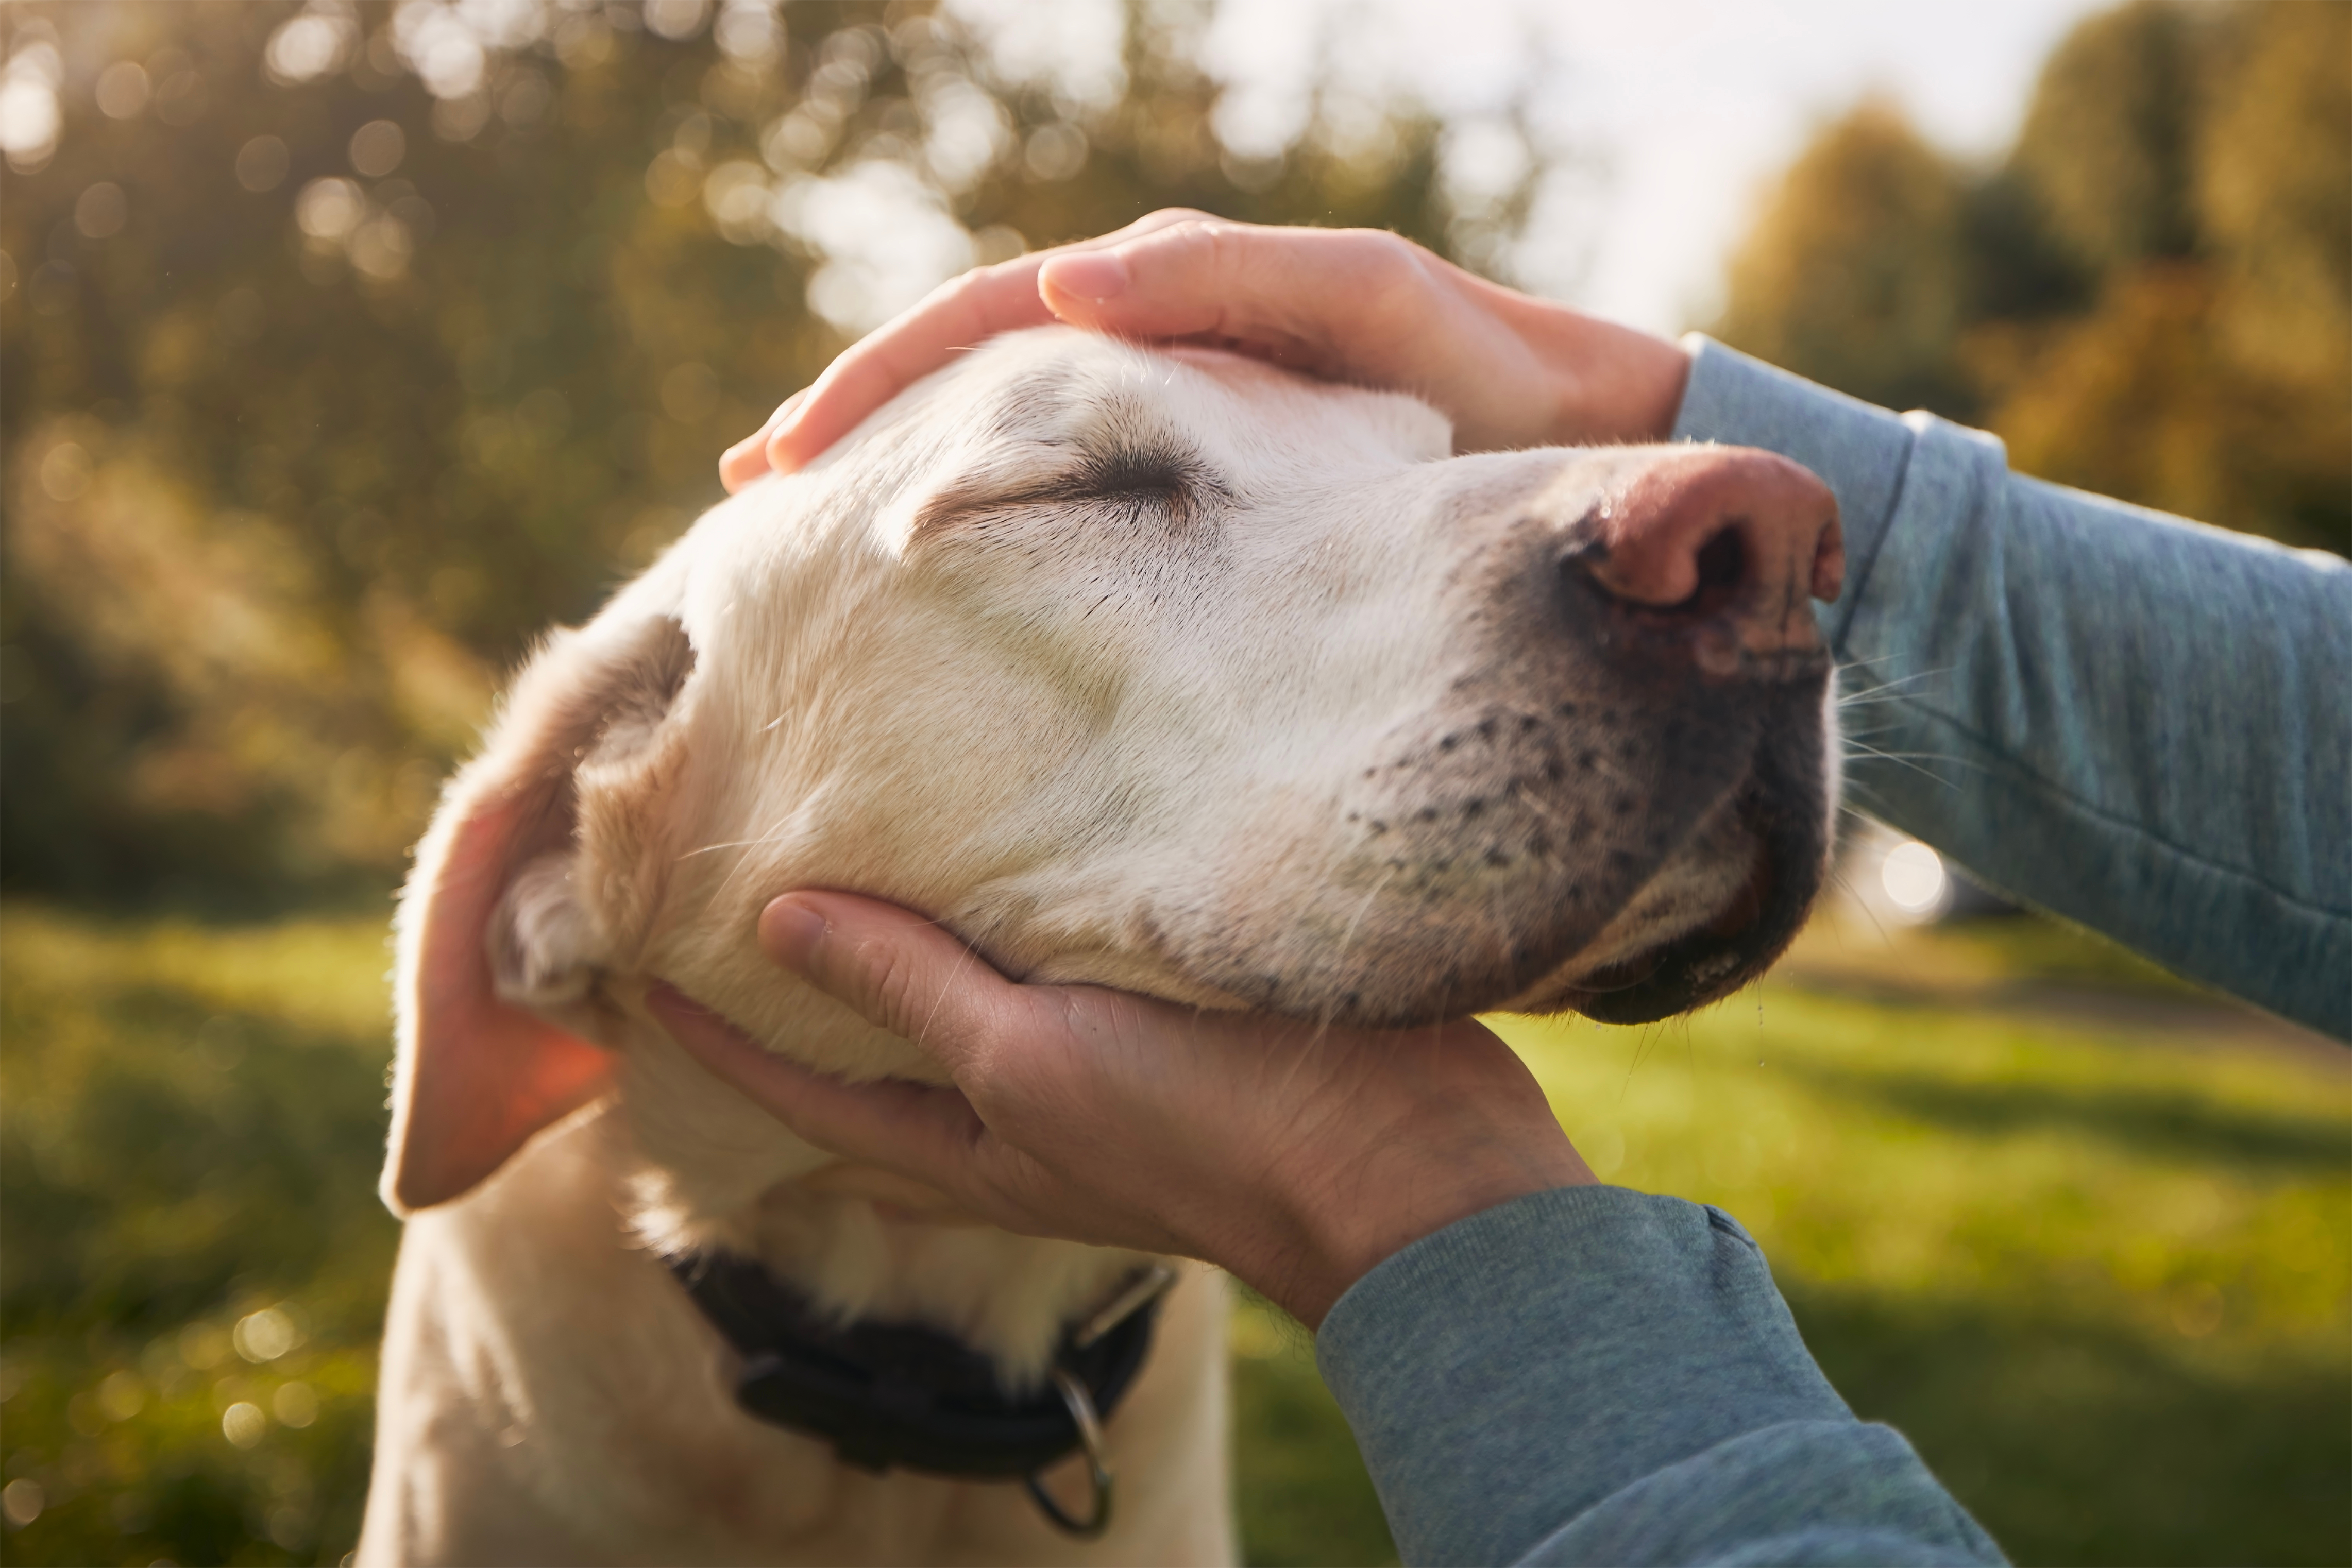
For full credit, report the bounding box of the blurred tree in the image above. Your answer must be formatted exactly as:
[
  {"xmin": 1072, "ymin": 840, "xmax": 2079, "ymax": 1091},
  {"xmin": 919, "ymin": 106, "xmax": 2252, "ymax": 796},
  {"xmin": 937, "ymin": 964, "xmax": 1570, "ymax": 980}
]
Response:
[
  {"xmin": 2194, "ymin": 0, "xmax": 2352, "ymax": 422},
  {"xmin": 0, "ymin": 0, "xmax": 1534, "ymax": 905},
  {"xmin": 1712, "ymin": 0, "xmax": 2348, "ymax": 558},
  {"xmin": 1713, "ymin": 100, "xmax": 1971, "ymax": 418},
  {"xmin": 2009, "ymin": 0, "xmax": 2200, "ymax": 272}
]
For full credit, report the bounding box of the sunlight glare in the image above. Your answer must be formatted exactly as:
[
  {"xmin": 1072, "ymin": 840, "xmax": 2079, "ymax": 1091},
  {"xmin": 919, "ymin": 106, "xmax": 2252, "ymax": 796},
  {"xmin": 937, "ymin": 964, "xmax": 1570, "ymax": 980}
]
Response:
[{"xmin": 1881, "ymin": 839, "xmax": 1950, "ymax": 918}]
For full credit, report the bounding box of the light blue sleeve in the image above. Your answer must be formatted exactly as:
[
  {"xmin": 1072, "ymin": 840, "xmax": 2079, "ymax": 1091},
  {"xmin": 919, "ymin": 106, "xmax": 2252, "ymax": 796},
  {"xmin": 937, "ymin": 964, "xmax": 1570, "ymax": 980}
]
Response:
[
  {"xmin": 1315, "ymin": 1187, "xmax": 2003, "ymax": 1567},
  {"xmin": 1671, "ymin": 336, "xmax": 2352, "ymax": 1041}
]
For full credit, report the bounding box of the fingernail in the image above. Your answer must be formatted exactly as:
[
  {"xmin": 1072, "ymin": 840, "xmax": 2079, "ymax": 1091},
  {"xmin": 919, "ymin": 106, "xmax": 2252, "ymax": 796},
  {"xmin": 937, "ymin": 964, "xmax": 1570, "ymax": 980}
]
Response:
[
  {"xmin": 762, "ymin": 897, "xmax": 828, "ymax": 971},
  {"xmin": 1042, "ymin": 251, "xmax": 1129, "ymax": 304}
]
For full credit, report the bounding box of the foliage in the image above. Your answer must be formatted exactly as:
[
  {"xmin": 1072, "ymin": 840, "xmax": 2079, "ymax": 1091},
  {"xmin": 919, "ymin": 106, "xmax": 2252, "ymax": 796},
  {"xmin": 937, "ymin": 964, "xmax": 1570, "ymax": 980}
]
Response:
[
  {"xmin": 1713, "ymin": 0, "xmax": 2350, "ymax": 557},
  {"xmin": 4, "ymin": 900, "xmax": 2345, "ymax": 1565},
  {"xmin": 0, "ymin": 0, "xmax": 1520, "ymax": 905},
  {"xmin": 1714, "ymin": 103, "xmax": 1973, "ymax": 420}
]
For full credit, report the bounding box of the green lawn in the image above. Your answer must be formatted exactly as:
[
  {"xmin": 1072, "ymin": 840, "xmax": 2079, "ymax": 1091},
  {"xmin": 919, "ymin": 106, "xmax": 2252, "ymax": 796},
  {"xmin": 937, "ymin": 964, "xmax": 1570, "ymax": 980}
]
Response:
[{"xmin": 3, "ymin": 903, "xmax": 2346, "ymax": 1566}]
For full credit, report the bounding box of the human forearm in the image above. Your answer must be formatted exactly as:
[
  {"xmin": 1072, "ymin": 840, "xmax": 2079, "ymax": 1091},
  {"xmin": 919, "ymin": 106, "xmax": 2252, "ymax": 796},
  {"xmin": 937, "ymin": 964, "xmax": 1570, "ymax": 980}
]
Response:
[
  {"xmin": 1672, "ymin": 337, "xmax": 2352, "ymax": 1039},
  {"xmin": 1318, "ymin": 1187, "xmax": 2003, "ymax": 1566}
]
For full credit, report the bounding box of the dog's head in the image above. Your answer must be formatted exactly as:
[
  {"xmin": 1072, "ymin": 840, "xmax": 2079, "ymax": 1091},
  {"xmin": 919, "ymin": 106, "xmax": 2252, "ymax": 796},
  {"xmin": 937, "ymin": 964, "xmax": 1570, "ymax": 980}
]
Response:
[{"xmin": 383, "ymin": 326, "xmax": 1841, "ymax": 1221}]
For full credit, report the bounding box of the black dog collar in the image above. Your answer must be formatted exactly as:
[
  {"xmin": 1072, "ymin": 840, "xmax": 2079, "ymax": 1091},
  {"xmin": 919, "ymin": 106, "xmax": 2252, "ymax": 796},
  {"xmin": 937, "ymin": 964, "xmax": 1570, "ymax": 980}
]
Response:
[{"xmin": 668, "ymin": 1252, "xmax": 1174, "ymax": 1538}]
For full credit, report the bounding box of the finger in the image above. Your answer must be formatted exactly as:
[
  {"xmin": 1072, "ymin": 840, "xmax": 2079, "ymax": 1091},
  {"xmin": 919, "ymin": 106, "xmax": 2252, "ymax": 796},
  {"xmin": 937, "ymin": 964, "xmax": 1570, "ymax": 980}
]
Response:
[
  {"xmin": 765, "ymin": 266, "xmax": 1057, "ymax": 472},
  {"xmin": 763, "ymin": 210, "xmax": 1214, "ymax": 473},
  {"xmin": 719, "ymin": 389, "xmax": 806, "ymax": 491},
  {"xmin": 1039, "ymin": 221, "xmax": 1434, "ymax": 373},
  {"xmin": 646, "ymin": 980, "xmax": 991, "ymax": 1187},
  {"xmin": 758, "ymin": 892, "xmax": 1039, "ymax": 1077}
]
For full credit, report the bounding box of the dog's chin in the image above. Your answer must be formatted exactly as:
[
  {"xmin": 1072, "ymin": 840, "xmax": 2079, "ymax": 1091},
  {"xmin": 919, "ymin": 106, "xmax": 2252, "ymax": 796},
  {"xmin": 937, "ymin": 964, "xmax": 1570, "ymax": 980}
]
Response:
[
  {"xmin": 1279, "ymin": 748, "xmax": 1831, "ymax": 1030},
  {"xmin": 1538, "ymin": 787, "xmax": 1828, "ymax": 1026},
  {"xmin": 1548, "ymin": 857, "xmax": 1790, "ymax": 1024},
  {"xmin": 1215, "ymin": 838, "xmax": 1818, "ymax": 1031}
]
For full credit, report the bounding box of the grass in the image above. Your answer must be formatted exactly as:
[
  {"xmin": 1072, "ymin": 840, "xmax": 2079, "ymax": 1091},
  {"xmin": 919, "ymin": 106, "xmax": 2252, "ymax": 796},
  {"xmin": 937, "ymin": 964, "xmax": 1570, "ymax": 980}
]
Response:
[
  {"xmin": 2, "ymin": 901, "xmax": 2346, "ymax": 1565},
  {"xmin": 0, "ymin": 907, "xmax": 400, "ymax": 1567}
]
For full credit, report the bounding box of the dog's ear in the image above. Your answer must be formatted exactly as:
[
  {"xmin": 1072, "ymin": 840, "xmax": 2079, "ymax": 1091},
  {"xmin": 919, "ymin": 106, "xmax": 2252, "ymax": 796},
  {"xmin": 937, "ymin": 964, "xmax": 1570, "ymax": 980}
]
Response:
[{"xmin": 382, "ymin": 606, "xmax": 697, "ymax": 1215}]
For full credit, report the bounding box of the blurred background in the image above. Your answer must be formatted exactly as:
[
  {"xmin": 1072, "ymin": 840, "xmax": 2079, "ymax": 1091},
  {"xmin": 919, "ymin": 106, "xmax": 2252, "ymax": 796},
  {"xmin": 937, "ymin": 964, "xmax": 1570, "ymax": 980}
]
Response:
[{"xmin": 0, "ymin": 0, "xmax": 2344, "ymax": 1563}]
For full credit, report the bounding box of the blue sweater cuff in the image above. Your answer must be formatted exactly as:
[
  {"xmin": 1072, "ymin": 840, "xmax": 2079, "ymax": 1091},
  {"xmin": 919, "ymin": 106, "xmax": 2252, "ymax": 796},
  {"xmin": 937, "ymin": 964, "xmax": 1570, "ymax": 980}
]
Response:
[{"xmin": 1315, "ymin": 1186, "xmax": 1854, "ymax": 1567}]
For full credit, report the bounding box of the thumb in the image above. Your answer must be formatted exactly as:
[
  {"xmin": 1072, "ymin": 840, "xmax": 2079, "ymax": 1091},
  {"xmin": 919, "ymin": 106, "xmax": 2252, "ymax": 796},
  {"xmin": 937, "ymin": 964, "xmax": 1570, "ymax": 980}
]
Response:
[{"xmin": 758, "ymin": 892, "xmax": 1025, "ymax": 1077}]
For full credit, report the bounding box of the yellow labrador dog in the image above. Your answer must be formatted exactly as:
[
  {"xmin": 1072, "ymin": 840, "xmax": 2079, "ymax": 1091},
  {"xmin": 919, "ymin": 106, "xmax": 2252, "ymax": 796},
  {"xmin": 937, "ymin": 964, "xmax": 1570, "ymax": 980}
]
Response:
[{"xmin": 357, "ymin": 327, "xmax": 1841, "ymax": 1564}]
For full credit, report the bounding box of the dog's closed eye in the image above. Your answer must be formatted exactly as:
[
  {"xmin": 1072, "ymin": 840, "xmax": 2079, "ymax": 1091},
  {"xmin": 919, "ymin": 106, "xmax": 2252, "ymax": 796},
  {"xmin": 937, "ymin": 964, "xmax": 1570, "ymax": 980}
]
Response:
[
  {"xmin": 916, "ymin": 440, "xmax": 1228, "ymax": 535},
  {"xmin": 1061, "ymin": 446, "xmax": 1203, "ymax": 507}
]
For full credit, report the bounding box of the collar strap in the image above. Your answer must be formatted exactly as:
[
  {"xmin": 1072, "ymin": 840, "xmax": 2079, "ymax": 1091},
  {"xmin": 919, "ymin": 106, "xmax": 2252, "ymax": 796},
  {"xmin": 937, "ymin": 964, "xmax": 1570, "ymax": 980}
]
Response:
[{"xmin": 668, "ymin": 1252, "xmax": 1171, "ymax": 1488}]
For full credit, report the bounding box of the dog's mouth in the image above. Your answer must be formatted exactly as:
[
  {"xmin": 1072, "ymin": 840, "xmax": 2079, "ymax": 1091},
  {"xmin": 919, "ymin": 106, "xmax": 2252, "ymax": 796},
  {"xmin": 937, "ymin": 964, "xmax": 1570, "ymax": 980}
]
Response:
[
  {"xmin": 1552, "ymin": 705, "xmax": 1833, "ymax": 1025},
  {"xmin": 1554, "ymin": 806, "xmax": 1796, "ymax": 1024}
]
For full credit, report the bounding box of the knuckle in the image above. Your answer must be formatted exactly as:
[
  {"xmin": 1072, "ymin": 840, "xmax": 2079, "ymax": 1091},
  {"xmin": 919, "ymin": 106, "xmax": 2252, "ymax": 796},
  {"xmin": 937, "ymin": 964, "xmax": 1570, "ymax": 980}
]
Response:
[
  {"xmin": 1135, "ymin": 205, "xmax": 1213, "ymax": 232},
  {"xmin": 1142, "ymin": 214, "xmax": 1231, "ymax": 262},
  {"xmin": 862, "ymin": 941, "xmax": 930, "ymax": 1037},
  {"xmin": 1345, "ymin": 229, "xmax": 1427, "ymax": 294}
]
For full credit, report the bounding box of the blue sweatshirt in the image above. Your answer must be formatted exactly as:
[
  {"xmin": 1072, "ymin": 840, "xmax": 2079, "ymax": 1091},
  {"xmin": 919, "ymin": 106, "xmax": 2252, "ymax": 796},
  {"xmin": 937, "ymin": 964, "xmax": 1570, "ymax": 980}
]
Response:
[{"xmin": 1313, "ymin": 338, "xmax": 2352, "ymax": 1567}]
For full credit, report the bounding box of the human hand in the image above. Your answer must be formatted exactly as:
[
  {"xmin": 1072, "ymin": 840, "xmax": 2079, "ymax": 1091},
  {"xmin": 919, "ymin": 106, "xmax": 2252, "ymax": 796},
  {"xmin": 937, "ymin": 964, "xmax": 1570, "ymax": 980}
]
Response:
[
  {"xmin": 647, "ymin": 891, "xmax": 1594, "ymax": 1328},
  {"xmin": 719, "ymin": 214, "xmax": 1693, "ymax": 491}
]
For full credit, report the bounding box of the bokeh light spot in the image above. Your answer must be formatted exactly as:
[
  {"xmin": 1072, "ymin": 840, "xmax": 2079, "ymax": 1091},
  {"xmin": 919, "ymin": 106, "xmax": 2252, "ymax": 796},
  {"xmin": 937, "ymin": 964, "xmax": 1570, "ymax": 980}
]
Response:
[
  {"xmin": 221, "ymin": 1400, "xmax": 267, "ymax": 1448},
  {"xmin": 95, "ymin": 60, "xmax": 150, "ymax": 120},
  {"xmin": 38, "ymin": 441, "xmax": 92, "ymax": 502},
  {"xmin": 74, "ymin": 181, "xmax": 128, "ymax": 240},
  {"xmin": 1023, "ymin": 121, "xmax": 1089, "ymax": 182},
  {"xmin": 265, "ymin": 12, "xmax": 354, "ymax": 87},
  {"xmin": 1, "ymin": 1478, "xmax": 43, "ymax": 1528},
  {"xmin": 0, "ymin": 72, "xmax": 61, "ymax": 168},
  {"xmin": 645, "ymin": 0, "xmax": 714, "ymax": 43},
  {"xmin": 646, "ymin": 148, "xmax": 702, "ymax": 208},
  {"xmin": 348, "ymin": 118, "xmax": 405, "ymax": 177},
  {"xmin": 233, "ymin": 1306, "xmax": 299, "ymax": 1363},
  {"xmin": 236, "ymin": 134, "xmax": 290, "ymax": 193},
  {"xmin": 1881, "ymin": 838, "xmax": 1951, "ymax": 918},
  {"xmin": 98, "ymin": 1369, "xmax": 146, "ymax": 1422},
  {"xmin": 272, "ymin": 1379, "xmax": 320, "ymax": 1428},
  {"xmin": 297, "ymin": 177, "xmax": 366, "ymax": 241},
  {"xmin": 154, "ymin": 67, "xmax": 203, "ymax": 127}
]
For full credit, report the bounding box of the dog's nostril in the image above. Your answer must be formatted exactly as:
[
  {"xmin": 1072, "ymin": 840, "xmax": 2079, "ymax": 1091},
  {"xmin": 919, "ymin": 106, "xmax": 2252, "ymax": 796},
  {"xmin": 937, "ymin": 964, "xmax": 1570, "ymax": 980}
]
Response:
[
  {"xmin": 1568, "ymin": 524, "xmax": 1751, "ymax": 619},
  {"xmin": 1685, "ymin": 526, "xmax": 1746, "ymax": 608}
]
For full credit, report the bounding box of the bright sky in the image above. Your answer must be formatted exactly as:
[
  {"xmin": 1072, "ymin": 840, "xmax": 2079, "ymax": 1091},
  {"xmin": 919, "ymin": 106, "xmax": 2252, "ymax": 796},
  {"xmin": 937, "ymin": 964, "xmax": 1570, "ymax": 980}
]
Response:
[{"xmin": 1196, "ymin": 0, "xmax": 2120, "ymax": 335}]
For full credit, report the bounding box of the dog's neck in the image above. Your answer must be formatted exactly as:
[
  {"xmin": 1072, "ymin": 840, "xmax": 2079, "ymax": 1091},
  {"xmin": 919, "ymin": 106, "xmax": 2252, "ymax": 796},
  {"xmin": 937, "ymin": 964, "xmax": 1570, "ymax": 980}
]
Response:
[{"xmin": 596, "ymin": 992, "xmax": 1145, "ymax": 1384}]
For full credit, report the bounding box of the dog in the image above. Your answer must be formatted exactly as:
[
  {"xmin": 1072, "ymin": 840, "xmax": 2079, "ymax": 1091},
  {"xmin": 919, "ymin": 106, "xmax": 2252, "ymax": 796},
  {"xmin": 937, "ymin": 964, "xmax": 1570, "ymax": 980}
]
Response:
[{"xmin": 356, "ymin": 325, "xmax": 1842, "ymax": 1564}]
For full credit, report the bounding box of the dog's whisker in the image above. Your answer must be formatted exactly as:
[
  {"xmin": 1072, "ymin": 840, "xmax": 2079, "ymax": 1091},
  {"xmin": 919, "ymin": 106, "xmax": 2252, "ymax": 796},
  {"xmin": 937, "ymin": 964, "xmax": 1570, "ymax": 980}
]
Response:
[
  {"xmin": 1834, "ymin": 663, "xmax": 1952, "ymax": 703},
  {"xmin": 1324, "ymin": 865, "xmax": 1400, "ymax": 1025},
  {"xmin": 1839, "ymin": 741, "xmax": 1976, "ymax": 788},
  {"xmin": 676, "ymin": 837, "xmax": 772, "ymax": 859}
]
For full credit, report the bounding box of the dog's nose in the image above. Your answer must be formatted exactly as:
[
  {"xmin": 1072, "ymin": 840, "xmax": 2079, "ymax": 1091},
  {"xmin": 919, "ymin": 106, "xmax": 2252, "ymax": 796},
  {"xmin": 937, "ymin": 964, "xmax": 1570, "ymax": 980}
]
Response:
[{"xmin": 1563, "ymin": 449, "xmax": 1843, "ymax": 674}]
